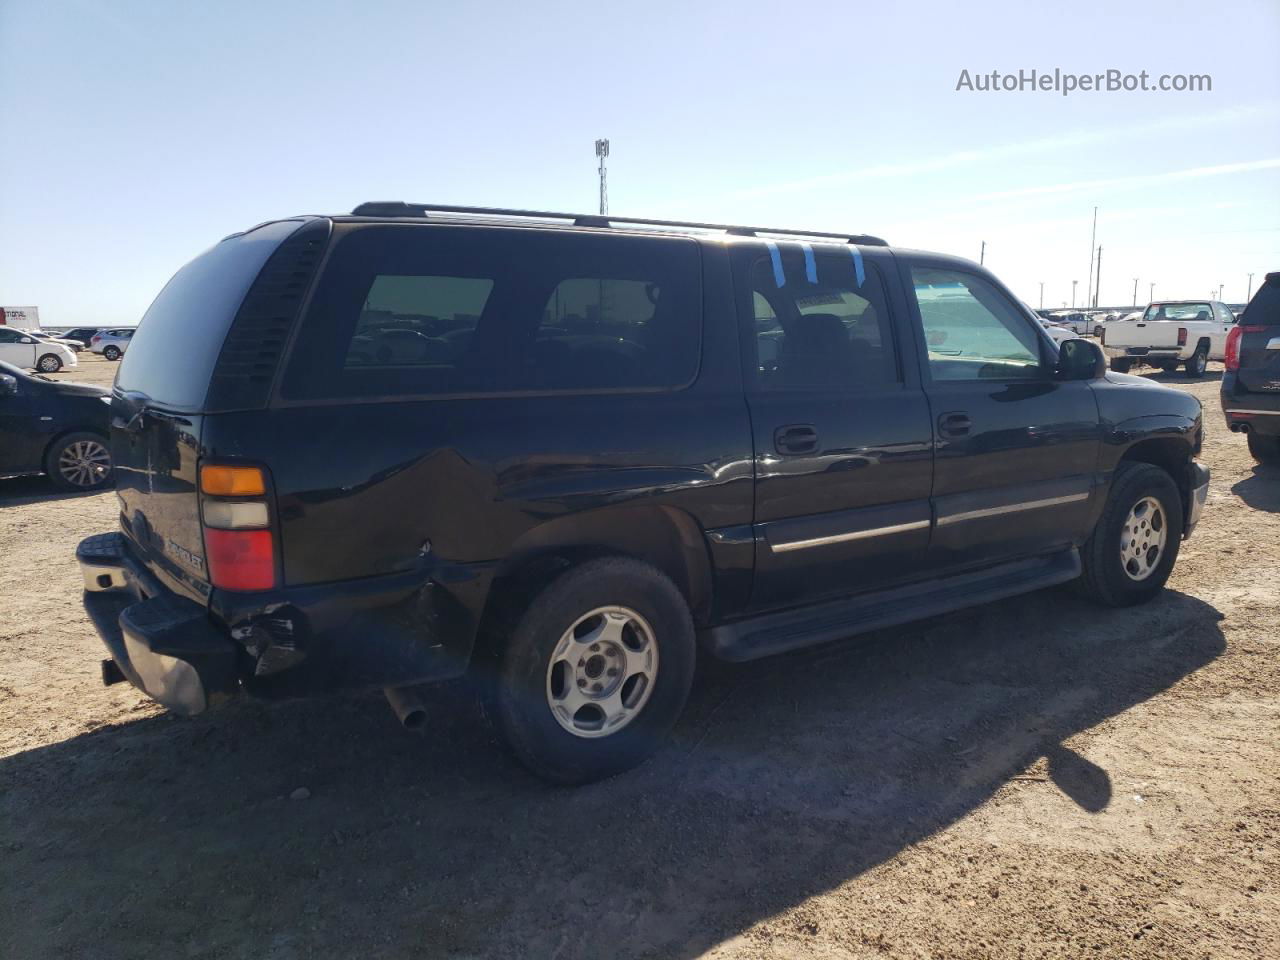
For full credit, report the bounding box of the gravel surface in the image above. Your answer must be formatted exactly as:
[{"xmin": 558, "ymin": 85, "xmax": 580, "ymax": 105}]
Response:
[{"xmin": 1, "ymin": 354, "xmax": 1276, "ymax": 959}]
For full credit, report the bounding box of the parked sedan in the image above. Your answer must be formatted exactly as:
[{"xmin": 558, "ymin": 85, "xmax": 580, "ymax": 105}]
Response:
[
  {"xmin": 0, "ymin": 361, "xmax": 112, "ymax": 490},
  {"xmin": 89, "ymin": 328, "xmax": 135, "ymax": 360},
  {"xmin": 0, "ymin": 327, "xmax": 79, "ymax": 372},
  {"xmin": 29, "ymin": 330, "xmax": 84, "ymax": 353}
]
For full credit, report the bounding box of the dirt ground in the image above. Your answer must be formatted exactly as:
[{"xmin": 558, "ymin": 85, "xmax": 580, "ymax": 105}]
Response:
[{"xmin": 1, "ymin": 353, "xmax": 1276, "ymax": 959}]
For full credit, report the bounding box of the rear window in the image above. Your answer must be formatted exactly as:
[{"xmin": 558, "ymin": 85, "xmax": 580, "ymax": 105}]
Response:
[
  {"xmin": 1241, "ymin": 275, "xmax": 1280, "ymax": 326},
  {"xmin": 1143, "ymin": 302, "xmax": 1213, "ymax": 322},
  {"xmin": 281, "ymin": 225, "xmax": 701, "ymax": 400},
  {"xmin": 115, "ymin": 219, "xmax": 308, "ymax": 410}
]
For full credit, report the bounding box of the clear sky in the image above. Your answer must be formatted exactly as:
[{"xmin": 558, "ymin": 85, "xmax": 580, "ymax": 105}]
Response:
[{"xmin": 2, "ymin": 0, "xmax": 1278, "ymax": 325}]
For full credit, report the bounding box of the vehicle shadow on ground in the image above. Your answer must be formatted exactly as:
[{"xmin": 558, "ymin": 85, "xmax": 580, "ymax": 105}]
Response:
[
  {"xmin": 1231, "ymin": 463, "xmax": 1280, "ymax": 512},
  {"xmin": 1136, "ymin": 369, "xmax": 1224, "ymax": 385},
  {"xmin": 0, "ymin": 588, "xmax": 1225, "ymax": 960},
  {"xmin": 0, "ymin": 476, "xmax": 112, "ymax": 508}
]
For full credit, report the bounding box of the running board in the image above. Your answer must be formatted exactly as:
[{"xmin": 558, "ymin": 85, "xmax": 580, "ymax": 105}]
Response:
[{"xmin": 702, "ymin": 549, "xmax": 1081, "ymax": 663}]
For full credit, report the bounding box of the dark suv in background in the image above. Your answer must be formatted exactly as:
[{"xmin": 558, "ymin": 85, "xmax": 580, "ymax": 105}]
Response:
[
  {"xmin": 1223, "ymin": 271, "xmax": 1280, "ymax": 463},
  {"xmin": 78, "ymin": 203, "xmax": 1209, "ymax": 783}
]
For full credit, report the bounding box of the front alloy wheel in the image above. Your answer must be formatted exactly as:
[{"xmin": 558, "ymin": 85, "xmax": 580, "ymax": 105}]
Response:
[
  {"xmin": 1076, "ymin": 461, "xmax": 1183, "ymax": 607},
  {"xmin": 37, "ymin": 354, "xmax": 63, "ymax": 373},
  {"xmin": 1119, "ymin": 496, "xmax": 1168, "ymax": 581}
]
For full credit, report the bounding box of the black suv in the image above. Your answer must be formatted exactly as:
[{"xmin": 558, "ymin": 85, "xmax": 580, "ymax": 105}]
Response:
[
  {"xmin": 78, "ymin": 203, "xmax": 1210, "ymax": 783},
  {"xmin": 1223, "ymin": 271, "xmax": 1280, "ymax": 463}
]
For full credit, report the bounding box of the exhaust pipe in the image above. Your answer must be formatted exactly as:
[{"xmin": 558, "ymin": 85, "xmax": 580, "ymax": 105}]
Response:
[{"xmin": 384, "ymin": 685, "xmax": 428, "ymax": 730}]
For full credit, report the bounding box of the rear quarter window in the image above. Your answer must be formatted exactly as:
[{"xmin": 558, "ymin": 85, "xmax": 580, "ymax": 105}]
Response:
[
  {"xmin": 115, "ymin": 219, "xmax": 309, "ymax": 411},
  {"xmin": 280, "ymin": 225, "xmax": 702, "ymax": 401}
]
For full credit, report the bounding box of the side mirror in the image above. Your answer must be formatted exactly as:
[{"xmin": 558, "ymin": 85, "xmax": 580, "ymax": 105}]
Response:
[
  {"xmin": 0, "ymin": 374, "xmax": 17, "ymax": 398},
  {"xmin": 1057, "ymin": 338, "xmax": 1106, "ymax": 380},
  {"xmin": 19, "ymin": 337, "xmax": 36, "ymax": 344}
]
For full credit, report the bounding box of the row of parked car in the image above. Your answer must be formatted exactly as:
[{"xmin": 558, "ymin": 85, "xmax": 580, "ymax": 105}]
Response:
[{"xmin": 0, "ymin": 326, "xmax": 135, "ymax": 374}]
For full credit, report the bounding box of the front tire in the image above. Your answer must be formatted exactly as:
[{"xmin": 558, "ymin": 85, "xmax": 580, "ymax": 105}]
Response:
[
  {"xmin": 103, "ymin": 346, "xmax": 121, "ymax": 361},
  {"xmin": 45, "ymin": 432, "xmax": 112, "ymax": 491},
  {"xmin": 36, "ymin": 353, "xmax": 63, "ymax": 373},
  {"xmin": 1109, "ymin": 358, "xmax": 1132, "ymax": 373},
  {"xmin": 493, "ymin": 557, "xmax": 696, "ymax": 784},
  {"xmin": 1247, "ymin": 433, "xmax": 1280, "ymax": 464},
  {"xmin": 1077, "ymin": 462, "xmax": 1183, "ymax": 607},
  {"xmin": 1184, "ymin": 346, "xmax": 1208, "ymax": 378}
]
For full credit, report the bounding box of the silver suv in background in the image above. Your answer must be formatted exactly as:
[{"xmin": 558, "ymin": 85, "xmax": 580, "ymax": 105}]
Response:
[{"xmin": 90, "ymin": 328, "xmax": 135, "ymax": 360}]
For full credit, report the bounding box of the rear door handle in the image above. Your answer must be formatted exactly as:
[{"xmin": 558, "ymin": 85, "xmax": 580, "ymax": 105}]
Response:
[
  {"xmin": 774, "ymin": 424, "xmax": 818, "ymax": 455},
  {"xmin": 938, "ymin": 412, "xmax": 972, "ymax": 439}
]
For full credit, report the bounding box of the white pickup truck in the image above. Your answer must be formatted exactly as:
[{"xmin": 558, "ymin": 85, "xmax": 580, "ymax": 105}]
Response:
[{"xmin": 1099, "ymin": 300, "xmax": 1236, "ymax": 377}]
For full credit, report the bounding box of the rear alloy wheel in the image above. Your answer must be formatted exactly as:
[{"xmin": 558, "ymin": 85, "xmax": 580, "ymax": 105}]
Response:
[
  {"xmin": 46, "ymin": 432, "xmax": 112, "ymax": 491},
  {"xmin": 1076, "ymin": 461, "xmax": 1183, "ymax": 607},
  {"xmin": 37, "ymin": 353, "xmax": 63, "ymax": 373},
  {"xmin": 1247, "ymin": 433, "xmax": 1280, "ymax": 464},
  {"xmin": 103, "ymin": 346, "xmax": 121, "ymax": 361},
  {"xmin": 494, "ymin": 557, "xmax": 696, "ymax": 784},
  {"xmin": 1109, "ymin": 358, "xmax": 1132, "ymax": 373},
  {"xmin": 1184, "ymin": 346, "xmax": 1208, "ymax": 378}
]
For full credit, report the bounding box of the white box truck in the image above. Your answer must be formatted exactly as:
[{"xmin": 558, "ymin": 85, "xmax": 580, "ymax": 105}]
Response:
[{"xmin": 0, "ymin": 306, "xmax": 41, "ymax": 330}]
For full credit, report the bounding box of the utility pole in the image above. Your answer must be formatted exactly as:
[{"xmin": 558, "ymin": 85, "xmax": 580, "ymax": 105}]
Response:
[
  {"xmin": 1217, "ymin": 283, "xmax": 1224, "ymax": 301},
  {"xmin": 980, "ymin": 241, "xmax": 986, "ymax": 265},
  {"xmin": 1132, "ymin": 277, "xmax": 1139, "ymax": 307},
  {"xmin": 594, "ymin": 139, "xmax": 610, "ymax": 216},
  {"xmin": 1094, "ymin": 246, "xmax": 1102, "ymax": 309},
  {"xmin": 1072, "ymin": 280, "xmax": 1078, "ymax": 309},
  {"xmin": 1247, "ymin": 273, "xmax": 1255, "ymax": 300},
  {"xmin": 1086, "ymin": 206, "xmax": 1098, "ymax": 312},
  {"xmin": 1149, "ymin": 281, "xmax": 1155, "ymax": 302},
  {"xmin": 1039, "ymin": 281, "xmax": 1044, "ymax": 310}
]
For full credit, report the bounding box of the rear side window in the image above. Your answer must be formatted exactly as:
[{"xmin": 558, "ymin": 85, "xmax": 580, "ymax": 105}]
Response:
[
  {"xmin": 282, "ymin": 225, "xmax": 701, "ymax": 400},
  {"xmin": 116, "ymin": 219, "xmax": 308, "ymax": 410},
  {"xmin": 739, "ymin": 246, "xmax": 899, "ymax": 390}
]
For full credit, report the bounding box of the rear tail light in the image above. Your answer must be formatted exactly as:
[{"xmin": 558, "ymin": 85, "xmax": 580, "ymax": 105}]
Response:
[
  {"xmin": 200, "ymin": 464, "xmax": 276, "ymax": 591},
  {"xmin": 1099, "ymin": 327, "xmax": 1105, "ymax": 346},
  {"xmin": 91, "ymin": 335, "xmax": 101, "ymax": 343},
  {"xmin": 1177, "ymin": 327, "xmax": 1188, "ymax": 346},
  {"xmin": 1226, "ymin": 325, "xmax": 1266, "ymax": 371}
]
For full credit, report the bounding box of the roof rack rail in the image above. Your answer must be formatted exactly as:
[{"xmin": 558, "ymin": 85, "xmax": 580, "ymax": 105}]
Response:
[{"xmin": 349, "ymin": 201, "xmax": 888, "ymax": 246}]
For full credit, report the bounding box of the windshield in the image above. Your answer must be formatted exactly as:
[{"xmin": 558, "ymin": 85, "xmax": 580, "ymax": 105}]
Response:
[{"xmin": 1143, "ymin": 302, "xmax": 1212, "ymax": 321}]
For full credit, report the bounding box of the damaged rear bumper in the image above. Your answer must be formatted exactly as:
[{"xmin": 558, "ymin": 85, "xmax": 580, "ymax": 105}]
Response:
[{"xmin": 79, "ymin": 532, "xmax": 238, "ymax": 715}]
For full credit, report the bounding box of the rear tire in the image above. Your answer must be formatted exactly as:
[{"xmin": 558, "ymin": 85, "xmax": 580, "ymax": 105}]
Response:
[
  {"xmin": 45, "ymin": 432, "xmax": 112, "ymax": 491},
  {"xmin": 1076, "ymin": 462, "xmax": 1183, "ymax": 607},
  {"xmin": 1109, "ymin": 358, "xmax": 1132, "ymax": 373},
  {"xmin": 1247, "ymin": 433, "xmax": 1280, "ymax": 464},
  {"xmin": 103, "ymin": 346, "xmax": 121, "ymax": 361},
  {"xmin": 36, "ymin": 353, "xmax": 63, "ymax": 373},
  {"xmin": 493, "ymin": 557, "xmax": 696, "ymax": 784},
  {"xmin": 1184, "ymin": 346, "xmax": 1208, "ymax": 378}
]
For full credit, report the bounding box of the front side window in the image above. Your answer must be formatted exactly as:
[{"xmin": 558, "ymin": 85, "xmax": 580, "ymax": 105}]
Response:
[
  {"xmin": 911, "ymin": 267, "xmax": 1043, "ymax": 381},
  {"xmin": 743, "ymin": 248, "xmax": 898, "ymax": 390},
  {"xmin": 282, "ymin": 226, "xmax": 701, "ymax": 400}
]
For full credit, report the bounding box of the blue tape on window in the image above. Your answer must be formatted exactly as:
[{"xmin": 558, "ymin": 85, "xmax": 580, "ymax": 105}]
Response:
[
  {"xmin": 765, "ymin": 241, "xmax": 785, "ymax": 287},
  {"xmin": 849, "ymin": 245, "xmax": 865, "ymax": 287},
  {"xmin": 801, "ymin": 243, "xmax": 818, "ymax": 283}
]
